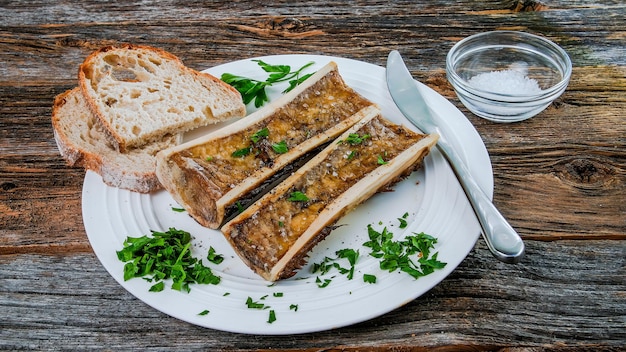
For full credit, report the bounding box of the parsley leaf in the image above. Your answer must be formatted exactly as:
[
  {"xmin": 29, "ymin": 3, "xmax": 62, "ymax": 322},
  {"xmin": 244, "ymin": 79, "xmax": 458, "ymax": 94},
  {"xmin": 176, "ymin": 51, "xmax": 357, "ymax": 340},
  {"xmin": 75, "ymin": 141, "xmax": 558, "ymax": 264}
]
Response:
[
  {"xmin": 398, "ymin": 212, "xmax": 409, "ymax": 229},
  {"xmin": 339, "ymin": 133, "xmax": 371, "ymax": 145},
  {"xmin": 207, "ymin": 246, "xmax": 224, "ymax": 264},
  {"xmin": 268, "ymin": 310, "xmax": 277, "ymax": 324},
  {"xmin": 315, "ymin": 276, "xmax": 332, "ymax": 288},
  {"xmin": 363, "ymin": 274, "xmax": 377, "ymax": 284},
  {"xmin": 250, "ymin": 127, "xmax": 269, "ymax": 143},
  {"xmin": 232, "ymin": 147, "xmax": 251, "ymax": 158},
  {"xmin": 287, "ymin": 191, "xmax": 309, "ymax": 202},
  {"xmin": 272, "ymin": 140, "xmax": 289, "ymax": 154},
  {"xmin": 245, "ymin": 296, "xmax": 267, "ymax": 309},
  {"xmin": 284, "ymin": 73, "xmax": 314, "ymax": 93},
  {"xmin": 336, "ymin": 248, "xmax": 359, "ymax": 280},
  {"xmin": 149, "ymin": 281, "xmax": 165, "ymax": 292},
  {"xmin": 219, "ymin": 74, "xmax": 267, "ymax": 107}
]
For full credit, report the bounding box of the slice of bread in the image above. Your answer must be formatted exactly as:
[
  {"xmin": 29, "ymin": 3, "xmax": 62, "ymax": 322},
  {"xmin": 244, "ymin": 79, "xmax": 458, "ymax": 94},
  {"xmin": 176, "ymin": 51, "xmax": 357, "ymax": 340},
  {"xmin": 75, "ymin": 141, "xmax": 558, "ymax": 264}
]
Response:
[
  {"xmin": 78, "ymin": 44, "xmax": 246, "ymax": 152},
  {"xmin": 52, "ymin": 88, "xmax": 182, "ymax": 193}
]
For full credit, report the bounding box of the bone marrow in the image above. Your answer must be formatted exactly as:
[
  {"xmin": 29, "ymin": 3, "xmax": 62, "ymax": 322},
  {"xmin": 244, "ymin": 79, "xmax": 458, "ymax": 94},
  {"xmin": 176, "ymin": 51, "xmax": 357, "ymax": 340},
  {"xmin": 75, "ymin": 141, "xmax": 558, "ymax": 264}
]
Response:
[
  {"xmin": 221, "ymin": 108, "xmax": 439, "ymax": 281},
  {"xmin": 156, "ymin": 62, "xmax": 376, "ymax": 228}
]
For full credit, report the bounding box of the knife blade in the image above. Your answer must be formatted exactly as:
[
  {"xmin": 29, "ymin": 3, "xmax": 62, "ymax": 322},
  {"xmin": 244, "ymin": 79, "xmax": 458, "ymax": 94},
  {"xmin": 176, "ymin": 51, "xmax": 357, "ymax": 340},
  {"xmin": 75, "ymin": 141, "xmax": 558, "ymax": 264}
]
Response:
[{"xmin": 386, "ymin": 50, "xmax": 525, "ymax": 264}]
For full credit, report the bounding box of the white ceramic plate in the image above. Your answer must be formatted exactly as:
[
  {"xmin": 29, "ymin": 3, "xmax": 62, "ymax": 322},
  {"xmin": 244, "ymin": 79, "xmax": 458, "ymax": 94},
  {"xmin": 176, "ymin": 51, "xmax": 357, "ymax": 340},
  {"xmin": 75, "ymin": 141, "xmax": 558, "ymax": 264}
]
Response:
[{"xmin": 82, "ymin": 55, "xmax": 493, "ymax": 335}]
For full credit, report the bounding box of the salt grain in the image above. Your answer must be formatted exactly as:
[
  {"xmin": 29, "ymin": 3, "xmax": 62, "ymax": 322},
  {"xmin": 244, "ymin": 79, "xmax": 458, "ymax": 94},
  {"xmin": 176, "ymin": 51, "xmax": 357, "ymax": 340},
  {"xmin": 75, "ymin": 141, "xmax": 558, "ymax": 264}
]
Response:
[{"xmin": 468, "ymin": 63, "xmax": 543, "ymax": 95}]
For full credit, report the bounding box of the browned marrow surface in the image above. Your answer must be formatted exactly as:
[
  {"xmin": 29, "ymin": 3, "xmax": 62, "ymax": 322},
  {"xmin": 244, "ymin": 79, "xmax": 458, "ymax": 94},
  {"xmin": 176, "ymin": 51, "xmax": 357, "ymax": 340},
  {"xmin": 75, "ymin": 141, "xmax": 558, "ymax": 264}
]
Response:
[
  {"xmin": 221, "ymin": 108, "xmax": 439, "ymax": 281},
  {"xmin": 156, "ymin": 62, "xmax": 375, "ymax": 228}
]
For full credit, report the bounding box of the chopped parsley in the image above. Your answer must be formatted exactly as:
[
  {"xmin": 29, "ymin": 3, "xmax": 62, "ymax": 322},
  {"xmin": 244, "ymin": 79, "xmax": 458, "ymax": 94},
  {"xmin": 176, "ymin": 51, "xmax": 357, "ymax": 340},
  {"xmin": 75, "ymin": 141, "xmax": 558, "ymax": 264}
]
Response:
[
  {"xmin": 315, "ymin": 277, "xmax": 332, "ymax": 288},
  {"xmin": 171, "ymin": 207, "xmax": 186, "ymax": 212},
  {"xmin": 397, "ymin": 212, "xmax": 409, "ymax": 229},
  {"xmin": 272, "ymin": 140, "xmax": 289, "ymax": 154},
  {"xmin": 116, "ymin": 228, "xmax": 221, "ymax": 293},
  {"xmin": 207, "ymin": 246, "xmax": 224, "ymax": 264},
  {"xmin": 231, "ymin": 146, "xmax": 251, "ymax": 158},
  {"xmin": 235, "ymin": 201, "xmax": 244, "ymax": 214},
  {"xmin": 339, "ymin": 133, "xmax": 371, "ymax": 145},
  {"xmin": 287, "ymin": 191, "xmax": 309, "ymax": 202},
  {"xmin": 363, "ymin": 224, "xmax": 447, "ymax": 279},
  {"xmin": 311, "ymin": 248, "xmax": 359, "ymax": 286},
  {"xmin": 309, "ymin": 215, "xmax": 446, "ymax": 288},
  {"xmin": 198, "ymin": 310, "xmax": 210, "ymax": 316},
  {"xmin": 246, "ymin": 295, "xmax": 282, "ymax": 324},
  {"xmin": 268, "ymin": 310, "xmax": 277, "ymax": 324},
  {"xmin": 245, "ymin": 296, "xmax": 268, "ymax": 309},
  {"xmin": 363, "ymin": 274, "xmax": 377, "ymax": 284},
  {"xmin": 250, "ymin": 127, "xmax": 269, "ymax": 144},
  {"xmin": 232, "ymin": 127, "xmax": 289, "ymax": 159}
]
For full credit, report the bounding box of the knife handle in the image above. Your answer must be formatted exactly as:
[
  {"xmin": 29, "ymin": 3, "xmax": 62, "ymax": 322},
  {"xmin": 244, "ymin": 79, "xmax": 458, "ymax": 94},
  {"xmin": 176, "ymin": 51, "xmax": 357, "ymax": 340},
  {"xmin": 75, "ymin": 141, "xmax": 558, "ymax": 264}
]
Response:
[{"xmin": 438, "ymin": 140, "xmax": 525, "ymax": 263}]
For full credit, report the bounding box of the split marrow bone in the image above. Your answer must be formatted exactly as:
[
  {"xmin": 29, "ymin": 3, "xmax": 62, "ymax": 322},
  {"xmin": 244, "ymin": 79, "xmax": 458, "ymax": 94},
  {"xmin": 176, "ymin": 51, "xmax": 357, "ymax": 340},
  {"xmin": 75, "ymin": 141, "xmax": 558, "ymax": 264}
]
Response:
[{"xmin": 221, "ymin": 107, "xmax": 439, "ymax": 281}]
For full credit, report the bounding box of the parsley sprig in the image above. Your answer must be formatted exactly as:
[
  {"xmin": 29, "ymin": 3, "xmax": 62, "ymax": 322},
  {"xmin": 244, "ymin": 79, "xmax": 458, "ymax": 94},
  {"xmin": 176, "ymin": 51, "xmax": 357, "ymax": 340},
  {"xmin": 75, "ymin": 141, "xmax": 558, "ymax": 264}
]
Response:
[
  {"xmin": 116, "ymin": 228, "xmax": 221, "ymax": 293},
  {"xmin": 221, "ymin": 60, "xmax": 315, "ymax": 108}
]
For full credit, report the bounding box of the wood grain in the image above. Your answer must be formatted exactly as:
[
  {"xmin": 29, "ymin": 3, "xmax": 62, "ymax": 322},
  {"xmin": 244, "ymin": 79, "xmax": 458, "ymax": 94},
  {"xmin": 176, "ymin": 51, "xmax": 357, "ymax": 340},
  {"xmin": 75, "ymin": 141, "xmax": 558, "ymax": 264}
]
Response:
[{"xmin": 0, "ymin": 0, "xmax": 624, "ymax": 350}]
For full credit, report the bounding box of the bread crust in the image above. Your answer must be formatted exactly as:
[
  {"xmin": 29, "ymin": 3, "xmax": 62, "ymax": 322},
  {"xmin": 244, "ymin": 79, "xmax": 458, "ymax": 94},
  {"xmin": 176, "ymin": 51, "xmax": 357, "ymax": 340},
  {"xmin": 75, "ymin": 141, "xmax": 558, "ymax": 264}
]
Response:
[{"xmin": 78, "ymin": 43, "xmax": 245, "ymax": 152}]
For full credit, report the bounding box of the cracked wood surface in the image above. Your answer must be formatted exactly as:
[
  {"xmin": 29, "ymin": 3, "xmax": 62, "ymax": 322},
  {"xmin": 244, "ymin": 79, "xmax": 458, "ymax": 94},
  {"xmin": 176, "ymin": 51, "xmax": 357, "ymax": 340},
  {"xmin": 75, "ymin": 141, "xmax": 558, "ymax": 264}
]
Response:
[{"xmin": 1, "ymin": 0, "xmax": 624, "ymax": 350}]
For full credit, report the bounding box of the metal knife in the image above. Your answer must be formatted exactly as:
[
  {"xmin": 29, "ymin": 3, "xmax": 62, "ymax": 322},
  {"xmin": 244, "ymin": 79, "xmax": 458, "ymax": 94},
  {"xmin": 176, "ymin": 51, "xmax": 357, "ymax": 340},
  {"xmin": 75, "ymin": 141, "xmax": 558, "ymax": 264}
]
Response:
[{"xmin": 386, "ymin": 50, "xmax": 525, "ymax": 264}]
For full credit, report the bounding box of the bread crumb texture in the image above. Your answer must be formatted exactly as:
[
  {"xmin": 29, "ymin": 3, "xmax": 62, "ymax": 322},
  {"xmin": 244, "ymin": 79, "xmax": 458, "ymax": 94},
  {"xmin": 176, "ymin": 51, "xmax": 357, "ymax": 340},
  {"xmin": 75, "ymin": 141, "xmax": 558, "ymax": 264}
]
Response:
[
  {"xmin": 80, "ymin": 44, "xmax": 245, "ymax": 150},
  {"xmin": 52, "ymin": 88, "xmax": 180, "ymax": 193}
]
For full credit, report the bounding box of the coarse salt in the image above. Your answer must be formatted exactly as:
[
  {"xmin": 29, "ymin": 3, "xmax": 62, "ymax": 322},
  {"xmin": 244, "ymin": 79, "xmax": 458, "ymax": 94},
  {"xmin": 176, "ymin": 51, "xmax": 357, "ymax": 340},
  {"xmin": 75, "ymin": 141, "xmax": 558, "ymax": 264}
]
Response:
[{"xmin": 468, "ymin": 67, "xmax": 543, "ymax": 95}]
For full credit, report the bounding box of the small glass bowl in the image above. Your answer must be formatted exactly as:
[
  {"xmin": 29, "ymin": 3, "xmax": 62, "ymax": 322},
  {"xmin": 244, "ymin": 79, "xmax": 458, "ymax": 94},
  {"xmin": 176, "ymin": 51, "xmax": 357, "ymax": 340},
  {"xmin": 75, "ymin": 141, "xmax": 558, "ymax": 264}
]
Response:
[{"xmin": 446, "ymin": 31, "xmax": 572, "ymax": 123}]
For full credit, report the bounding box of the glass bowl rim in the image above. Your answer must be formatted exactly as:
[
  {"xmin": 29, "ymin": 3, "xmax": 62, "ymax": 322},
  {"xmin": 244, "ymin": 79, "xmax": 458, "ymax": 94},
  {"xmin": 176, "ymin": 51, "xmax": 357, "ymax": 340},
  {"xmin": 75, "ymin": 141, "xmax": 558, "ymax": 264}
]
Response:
[{"xmin": 445, "ymin": 30, "xmax": 572, "ymax": 100}]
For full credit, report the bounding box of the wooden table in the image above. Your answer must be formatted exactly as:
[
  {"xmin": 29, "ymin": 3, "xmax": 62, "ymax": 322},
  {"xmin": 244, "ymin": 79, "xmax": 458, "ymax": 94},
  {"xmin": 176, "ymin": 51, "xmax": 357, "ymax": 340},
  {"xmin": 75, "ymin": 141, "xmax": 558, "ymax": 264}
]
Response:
[{"xmin": 1, "ymin": 1, "xmax": 624, "ymax": 350}]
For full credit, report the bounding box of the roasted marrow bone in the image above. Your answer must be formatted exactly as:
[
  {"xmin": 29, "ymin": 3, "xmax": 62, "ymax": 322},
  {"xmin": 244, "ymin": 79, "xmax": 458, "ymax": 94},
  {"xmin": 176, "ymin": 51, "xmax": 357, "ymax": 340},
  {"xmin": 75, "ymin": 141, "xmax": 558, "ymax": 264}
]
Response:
[
  {"xmin": 156, "ymin": 62, "xmax": 376, "ymax": 229},
  {"xmin": 221, "ymin": 108, "xmax": 439, "ymax": 281}
]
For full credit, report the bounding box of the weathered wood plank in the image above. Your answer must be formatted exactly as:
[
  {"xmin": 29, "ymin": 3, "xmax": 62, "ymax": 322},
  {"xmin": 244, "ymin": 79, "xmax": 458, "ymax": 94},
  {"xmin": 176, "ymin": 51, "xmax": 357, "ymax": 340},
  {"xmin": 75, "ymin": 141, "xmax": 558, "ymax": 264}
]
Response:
[
  {"xmin": 0, "ymin": 2, "xmax": 624, "ymax": 82},
  {"xmin": 1, "ymin": 1, "xmax": 625, "ymax": 349},
  {"xmin": 1, "ymin": 240, "xmax": 624, "ymax": 350}
]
